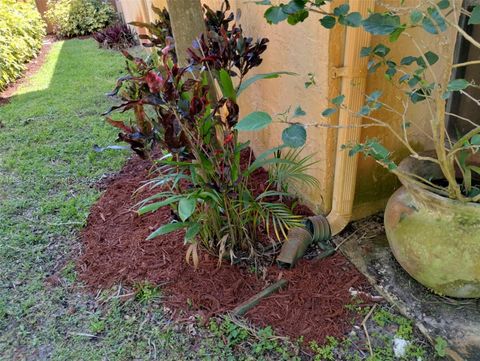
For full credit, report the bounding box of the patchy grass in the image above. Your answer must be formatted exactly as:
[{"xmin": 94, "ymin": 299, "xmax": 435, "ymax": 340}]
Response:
[{"xmin": 313, "ymin": 304, "xmax": 443, "ymax": 361}]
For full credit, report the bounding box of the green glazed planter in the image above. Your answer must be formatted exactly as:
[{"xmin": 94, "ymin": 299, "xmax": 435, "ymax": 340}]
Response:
[{"xmin": 384, "ymin": 156, "xmax": 480, "ymax": 298}]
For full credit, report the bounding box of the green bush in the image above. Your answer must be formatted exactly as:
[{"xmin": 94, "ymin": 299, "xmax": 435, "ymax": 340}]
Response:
[
  {"xmin": 46, "ymin": 0, "xmax": 116, "ymax": 38},
  {"xmin": 0, "ymin": 0, "xmax": 45, "ymax": 91}
]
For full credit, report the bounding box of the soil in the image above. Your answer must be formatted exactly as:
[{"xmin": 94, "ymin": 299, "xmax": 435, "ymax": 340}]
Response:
[
  {"xmin": 78, "ymin": 152, "xmax": 375, "ymax": 345},
  {"xmin": 0, "ymin": 36, "xmax": 56, "ymax": 106}
]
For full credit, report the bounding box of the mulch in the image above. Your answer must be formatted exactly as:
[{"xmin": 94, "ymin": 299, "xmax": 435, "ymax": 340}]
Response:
[
  {"xmin": 77, "ymin": 152, "xmax": 374, "ymax": 345},
  {"xmin": 0, "ymin": 36, "xmax": 56, "ymax": 106}
]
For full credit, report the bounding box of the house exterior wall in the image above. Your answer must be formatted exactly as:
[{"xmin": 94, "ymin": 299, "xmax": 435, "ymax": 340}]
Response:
[{"xmin": 117, "ymin": 0, "xmax": 455, "ymax": 219}]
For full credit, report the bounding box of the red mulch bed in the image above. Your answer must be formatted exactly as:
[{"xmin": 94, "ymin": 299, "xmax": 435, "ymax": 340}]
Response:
[{"xmin": 78, "ymin": 153, "xmax": 373, "ymax": 345}]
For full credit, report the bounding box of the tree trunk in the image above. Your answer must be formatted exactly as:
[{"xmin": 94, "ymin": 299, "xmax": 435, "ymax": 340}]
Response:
[{"xmin": 166, "ymin": 0, "xmax": 206, "ymax": 67}]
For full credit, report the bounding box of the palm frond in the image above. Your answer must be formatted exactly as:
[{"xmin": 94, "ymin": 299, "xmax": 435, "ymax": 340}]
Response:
[{"xmin": 269, "ymin": 148, "xmax": 320, "ymax": 191}]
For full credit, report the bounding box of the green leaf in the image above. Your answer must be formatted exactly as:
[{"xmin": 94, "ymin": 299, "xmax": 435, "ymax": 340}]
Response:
[
  {"xmin": 287, "ymin": 9, "xmax": 309, "ymax": 25},
  {"xmin": 368, "ymin": 61, "xmax": 382, "ymax": 73},
  {"xmin": 399, "ymin": 74, "xmax": 410, "ymax": 83},
  {"xmin": 218, "ymin": 69, "xmax": 236, "ymax": 101},
  {"xmin": 425, "ymin": 51, "xmax": 439, "ymax": 65},
  {"xmin": 369, "ymin": 140, "xmax": 390, "ymax": 159},
  {"xmin": 332, "ymin": 94, "xmax": 345, "ymax": 105},
  {"xmin": 264, "ymin": 6, "xmax": 288, "ymax": 24},
  {"xmin": 333, "ymin": 4, "xmax": 350, "ymax": 16},
  {"xmin": 471, "ymin": 134, "xmax": 480, "ymax": 145},
  {"xmin": 409, "ymin": 88, "xmax": 429, "ymax": 103},
  {"xmin": 282, "ymin": 0, "xmax": 307, "ymax": 14},
  {"xmin": 235, "ymin": 111, "xmax": 272, "ymax": 131},
  {"xmin": 138, "ymin": 195, "xmax": 182, "ymax": 215},
  {"xmin": 422, "ymin": 16, "xmax": 438, "ymax": 34},
  {"xmin": 417, "ymin": 51, "xmax": 439, "ymax": 67},
  {"xmin": 437, "ymin": 0, "xmax": 450, "ymax": 10},
  {"xmin": 372, "ymin": 44, "xmax": 390, "ymax": 57},
  {"xmin": 348, "ymin": 144, "xmax": 363, "ymax": 156},
  {"xmin": 185, "ymin": 222, "xmax": 201, "ymax": 242},
  {"xmin": 147, "ymin": 222, "xmax": 189, "ymax": 240},
  {"xmin": 237, "ymin": 71, "xmax": 297, "ymax": 96},
  {"xmin": 447, "ymin": 78, "xmax": 470, "ymax": 91},
  {"xmin": 358, "ymin": 106, "xmax": 371, "ymax": 116},
  {"xmin": 178, "ymin": 198, "xmax": 196, "ymax": 221},
  {"xmin": 282, "ymin": 124, "xmax": 307, "ymax": 148},
  {"xmin": 360, "ymin": 47, "xmax": 372, "ymax": 57},
  {"xmin": 410, "ymin": 10, "xmax": 423, "ymax": 24},
  {"xmin": 293, "ymin": 105, "xmax": 306, "ymax": 117},
  {"xmin": 469, "ymin": 6, "xmax": 480, "ymax": 25},
  {"xmin": 367, "ymin": 90, "xmax": 382, "ymax": 101},
  {"xmin": 322, "ymin": 108, "xmax": 337, "ymax": 116},
  {"xmin": 385, "ymin": 67, "xmax": 397, "ymax": 79},
  {"xmin": 408, "ymin": 75, "xmax": 421, "ymax": 87},
  {"xmin": 252, "ymin": 145, "xmax": 287, "ymax": 163},
  {"xmin": 341, "ymin": 12, "xmax": 362, "ymax": 27},
  {"xmin": 320, "ymin": 15, "xmax": 336, "ymax": 29},
  {"xmin": 389, "ymin": 26, "xmax": 405, "ymax": 42},
  {"xmin": 442, "ymin": 91, "xmax": 452, "ymax": 99},
  {"xmin": 400, "ymin": 56, "xmax": 417, "ymax": 65},
  {"xmin": 428, "ymin": 7, "xmax": 446, "ymax": 32},
  {"xmin": 362, "ymin": 13, "xmax": 401, "ymax": 35}
]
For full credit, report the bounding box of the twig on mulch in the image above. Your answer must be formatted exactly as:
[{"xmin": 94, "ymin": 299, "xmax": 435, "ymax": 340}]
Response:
[
  {"xmin": 361, "ymin": 303, "xmax": 377, "ymax": 357},
  {"xmin": 232, "ymin": 279, "xmax": 288, "ymax": 317}
]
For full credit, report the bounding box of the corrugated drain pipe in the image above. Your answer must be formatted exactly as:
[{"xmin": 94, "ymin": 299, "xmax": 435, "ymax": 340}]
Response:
[{"xmin": 277, "ymin": 0, "xmax": 375, "ymax": 267}]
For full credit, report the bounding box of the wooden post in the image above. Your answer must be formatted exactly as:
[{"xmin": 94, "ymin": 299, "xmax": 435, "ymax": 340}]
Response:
[{"xmin": 166, "ymin": 0, "xmax": 206, "ymax": 67}]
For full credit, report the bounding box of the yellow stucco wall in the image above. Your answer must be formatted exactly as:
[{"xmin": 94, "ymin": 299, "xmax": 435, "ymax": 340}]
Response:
[
  {"xmin": 353, "ymin": 0, "xmax": 457, "ymax": 218},
  {"xmin": 117, "ymin": 0, "xmax": 454, "ymax": 219}
]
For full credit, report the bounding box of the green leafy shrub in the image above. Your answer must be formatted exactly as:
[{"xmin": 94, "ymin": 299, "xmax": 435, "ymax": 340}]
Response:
[
  {"xmin": 106, "ymin": 3, "xmax": 316, "ymax": 265},
  {"xmin": 46, "ymin": 0, "xmax": 116, "ymax": 38},
  {"xmin": 260, "ymin": 0, "xmax": 480, "ymax": 202},
  {"xmin": 0, "ymin": 0, "xmax": 45, "ymax": 91}
]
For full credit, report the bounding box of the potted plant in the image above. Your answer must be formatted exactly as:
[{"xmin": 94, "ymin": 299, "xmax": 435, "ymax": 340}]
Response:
[{"xmin": 260, "ymin": 0, "xmax": 480, "ymax": 297}]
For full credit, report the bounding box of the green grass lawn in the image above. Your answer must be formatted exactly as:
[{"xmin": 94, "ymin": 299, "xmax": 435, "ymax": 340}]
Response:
[{"xmin": 0, "ymin": 38, "xmax": 437, "ymax": 361}]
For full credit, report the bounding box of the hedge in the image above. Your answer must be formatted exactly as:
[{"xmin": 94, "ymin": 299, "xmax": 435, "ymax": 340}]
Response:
[
  {"xmin": 0, "ymin": 0, "xmax": 46, "ymax": 91},
  {"xmin": 46, "ymin": 0, "xmax": 116, "ymax": 38}
]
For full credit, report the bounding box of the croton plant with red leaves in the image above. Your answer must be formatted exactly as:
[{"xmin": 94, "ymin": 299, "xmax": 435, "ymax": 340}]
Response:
[{"xmin": 103, "ymin": 1, "xmax": 315, "ymax": 264}]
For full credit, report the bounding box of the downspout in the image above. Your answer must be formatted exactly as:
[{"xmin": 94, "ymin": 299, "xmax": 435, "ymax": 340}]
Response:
[
  {"xmin": 326, "ymin": 0, "xmax": 375, "ymax": 236},
  {"xmin": 277, "ymin": 0, "xmax": 375, "ymax": 266}
]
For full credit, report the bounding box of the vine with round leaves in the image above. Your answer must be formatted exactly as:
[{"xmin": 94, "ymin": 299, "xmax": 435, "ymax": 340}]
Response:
[{"xmin": 257, "ymin": 0, "xmax": 480, "ymax": 202}]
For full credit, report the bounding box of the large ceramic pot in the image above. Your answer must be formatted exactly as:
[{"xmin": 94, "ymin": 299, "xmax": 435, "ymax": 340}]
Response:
[{"xmin": 384, "ymin": 156, "xmax": 480, "ymax": 298}]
